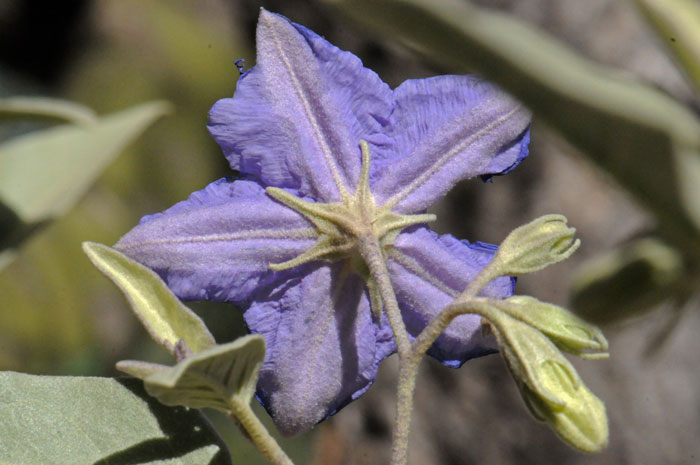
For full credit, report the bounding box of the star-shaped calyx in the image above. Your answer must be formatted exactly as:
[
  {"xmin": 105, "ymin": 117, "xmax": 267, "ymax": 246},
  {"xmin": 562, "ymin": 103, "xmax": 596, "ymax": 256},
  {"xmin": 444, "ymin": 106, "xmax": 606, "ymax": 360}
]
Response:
[{"xmin": 266, "ymin": 140, "xmax": 436, "ymax": 316}]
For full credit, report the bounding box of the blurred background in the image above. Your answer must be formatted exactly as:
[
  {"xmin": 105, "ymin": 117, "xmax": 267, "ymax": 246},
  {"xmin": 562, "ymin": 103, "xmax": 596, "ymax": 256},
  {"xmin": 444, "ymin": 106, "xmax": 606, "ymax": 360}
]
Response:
[{"xmin": 1, "ymin": 0, "xmax": 698, "ymax": 464}]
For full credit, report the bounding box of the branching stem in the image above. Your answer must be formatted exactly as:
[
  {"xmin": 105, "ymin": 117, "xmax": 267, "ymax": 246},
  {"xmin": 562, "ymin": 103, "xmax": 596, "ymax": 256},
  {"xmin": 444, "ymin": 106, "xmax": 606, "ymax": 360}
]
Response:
[{"xmin": 359, "ymin": 235, "xmax": 501, "ymax": 465}]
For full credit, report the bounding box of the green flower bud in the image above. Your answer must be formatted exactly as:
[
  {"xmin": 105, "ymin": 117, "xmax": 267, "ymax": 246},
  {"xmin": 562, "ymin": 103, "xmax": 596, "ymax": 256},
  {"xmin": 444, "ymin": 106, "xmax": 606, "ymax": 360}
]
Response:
[
  {"xmin": 494, "ymin": 214, "xmax": 580, "ymax": 275},
  {"xmin": 519, "ymin": 362, "xmax": 608, "ymax": 454},
  {"xmin": 482, "ymin": 307, "xmax": 609, "ymax": 453},
  {"xmin": 493, "ymin": 295, "xmax": 609, "ymax": 359}
]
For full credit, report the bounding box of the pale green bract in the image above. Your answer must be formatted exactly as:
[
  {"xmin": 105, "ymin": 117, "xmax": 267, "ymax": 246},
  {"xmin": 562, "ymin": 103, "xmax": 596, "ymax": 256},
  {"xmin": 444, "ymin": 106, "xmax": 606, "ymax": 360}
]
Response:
[
  {"xmin": 118, "ymin": 336, "xmax": 266, "ymax": 412},
  {"xmin": 82, "ymin": 241, "xmax": 216, "ymax": 356}
]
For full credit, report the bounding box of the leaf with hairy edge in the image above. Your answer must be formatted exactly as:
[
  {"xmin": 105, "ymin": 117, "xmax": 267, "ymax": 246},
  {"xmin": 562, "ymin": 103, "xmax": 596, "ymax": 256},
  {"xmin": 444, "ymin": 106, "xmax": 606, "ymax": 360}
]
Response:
[
  {"xmin": 0, "ymin": 371, "xmax": 232, "ymax": 465},
  {"xmin": 139, "ymin": 336, "xmax": 266, "ymax": 412},
  {"xmin": 83, "ymin": 242, "xmax": 216, "ymax": 355},
  {"xmin": 0, "ymin": 96, "xmax": 97, "ymax": 126}
]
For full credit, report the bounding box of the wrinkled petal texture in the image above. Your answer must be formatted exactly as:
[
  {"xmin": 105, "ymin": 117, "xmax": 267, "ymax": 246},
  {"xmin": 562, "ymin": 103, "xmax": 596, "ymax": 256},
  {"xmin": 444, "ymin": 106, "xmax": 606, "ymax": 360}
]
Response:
[
  {"xmin": 373, "ymin": 76, "xmax": 531, "ymax": 213},
  {"xmin": 120, "ymin": 9, "xmax": 533, "ymax": 436},
  {"xmin": 387, "ymin": 227, "xmax": 515, "ymax": 367},
  {"xmin": 115, "ymin": 179, "xmax": 316, "ymax": 304},
  {"xmin": 208, "ymin": 10, "xmax": 393, "ymax": 202},
  {"xmin": 245, "ymin": 262, "xmax": 395, "ymax": 435}
]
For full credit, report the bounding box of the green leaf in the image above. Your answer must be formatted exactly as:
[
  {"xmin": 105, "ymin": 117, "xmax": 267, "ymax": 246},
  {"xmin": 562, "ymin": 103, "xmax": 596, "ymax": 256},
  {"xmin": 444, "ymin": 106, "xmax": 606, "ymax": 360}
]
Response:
[
  {"xmin": 631, "ymin": 0, "xmax": 700, "ymax": 96},
  {"xmin": 0, "ymin": 101, "xmax": 170, "ymax": 224},
  {"xmin": 0, "ymin": 96, "xmax": 97, "ymax": 126},
  {"xmin": 138, "ymin": 336, "xmax": 266, "ymax": 412},
  {"xmin": 570, "ymin": 238, "xmax": 683, "ymax": 324},
  {"xmin": 329, "ymin": 0, "xmax": 700, "ymax": 258},
  {"xmin": 0, "ymin": 371, "xmax": 232, "ymax": 465},
  {"xmin": 83, "ymin": 242, "xmax": 216, "ymax": 355}
]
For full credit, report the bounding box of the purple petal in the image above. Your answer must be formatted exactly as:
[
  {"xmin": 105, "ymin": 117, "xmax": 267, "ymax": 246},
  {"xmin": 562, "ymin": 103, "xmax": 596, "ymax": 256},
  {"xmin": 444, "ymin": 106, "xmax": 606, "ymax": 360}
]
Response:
[
  {"xmin": 208, "ymin": 10, "xmax": 393, "ymax": 202},
  {"xmin": 114, "ymin": 179, "xmax": 316, "ymax": 304},
  {"xmin": 387, "ymin": 227, "xmax": 515, "ymax": 367},
  {"xmin": 245, "ymin": 262, "xmax": 395, "ymax": 435},
  {"xmin": 372, "ymin": 75, "xmax": 531, "ymax": 213}
]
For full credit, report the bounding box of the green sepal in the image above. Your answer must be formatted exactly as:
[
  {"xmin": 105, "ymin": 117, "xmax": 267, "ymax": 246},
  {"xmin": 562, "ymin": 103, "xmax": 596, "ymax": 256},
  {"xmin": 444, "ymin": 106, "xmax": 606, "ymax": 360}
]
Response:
[
  {"xmin": 518, "ymin": 365, "xmax": 608, "ymax": 454},
  {"xmin": 83, "ymin": 242, "xmax": 216, "ymax": 355},
  {"xmin": 139, "ymin": 336, "xmax": 266, "ymax": 412},
  {"xmin": 480, "ymin": 307, "xmax": 608, "ymax": 453},
  {"xmin": 492, "ymin": 215, "xmax": 579, "ymax": 275},
  {"xmin": 487, "ymin": 309, "xmax": 577, "ymax": 409},
  {"xmin": 493, "ymin": 295, "xmax": 608, "ymax": 359}
]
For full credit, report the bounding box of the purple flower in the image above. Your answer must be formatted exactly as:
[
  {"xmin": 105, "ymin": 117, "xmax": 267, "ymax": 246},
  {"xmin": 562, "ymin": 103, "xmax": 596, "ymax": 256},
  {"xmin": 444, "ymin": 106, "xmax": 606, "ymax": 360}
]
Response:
[{"xmin": 116, "ymin": 10, "xmax": 530, "ymax": 435}]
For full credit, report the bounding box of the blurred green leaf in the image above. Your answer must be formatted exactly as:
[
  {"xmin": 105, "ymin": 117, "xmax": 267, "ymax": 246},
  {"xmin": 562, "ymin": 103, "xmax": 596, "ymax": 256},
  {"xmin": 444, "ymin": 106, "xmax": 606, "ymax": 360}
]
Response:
[
  {"xmin": 0, "ymin": 249, "xmax": 15, "ymax": 270},
  {"xmin": 0, "ymin": 96, "xmax": 97, "ymax": 126},
  {"xmin": 631, "ymin": 0, "xmax": 700, "ymax": 96},
  {"xmin": 0, "ymin": 371, "xmax": 232, "ymax": 465},
  {"xmin": 123, "ymin": 336, "xmax": 265, "ymax": 412},
  {"xmin": 0, "ymin": 102, "xmax": 169, "ymax": 272},
  {"xmin": 571, "ymin": 238, "xmax": 683, "ymax": 324},
  {"xmin": 0, "ymin": 101, "xmax": 170, "ymax": 224},
  {"xmin": 330, "ymin": 0, "xmax": 700, "ymax": 258},
  {"xmin": 83, "ymin": 242, "xmax": 216, "ymax": 355}
]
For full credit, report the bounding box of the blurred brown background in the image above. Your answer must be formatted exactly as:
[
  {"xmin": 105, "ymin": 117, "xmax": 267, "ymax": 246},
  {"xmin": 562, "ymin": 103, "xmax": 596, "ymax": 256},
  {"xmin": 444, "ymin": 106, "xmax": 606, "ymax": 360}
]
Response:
[{"xmin": 1, "ymin": 1, "xmax": 698, "ymax": 464}]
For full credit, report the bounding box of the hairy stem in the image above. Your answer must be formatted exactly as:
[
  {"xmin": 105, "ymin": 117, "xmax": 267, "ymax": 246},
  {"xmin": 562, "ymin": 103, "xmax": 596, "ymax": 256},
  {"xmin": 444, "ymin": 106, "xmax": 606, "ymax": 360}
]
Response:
[
  {"xmin": 358, "ymin": 235, "xmax": 411, "ymax": 357},
  {"xmin": 358, "ymin": 235, "xmax": 418, "ymax": 465},
  {"xmin": 228, "ymin": 399, "xmax": 294, "ymax": 465},
  {"xmin": 459, "ymin": 259, "xmax": 499, "ymax": 300},
  {"xmin": 391, "ymin": 355, "xmax": 421, "ymax": 465},
  {"xmin": 412, "ymin": 259, "xmax": 502, "ymax": 359},
  {"xmin": 413, "ymin": 297, "xmax": 496, "ymax": 358}
]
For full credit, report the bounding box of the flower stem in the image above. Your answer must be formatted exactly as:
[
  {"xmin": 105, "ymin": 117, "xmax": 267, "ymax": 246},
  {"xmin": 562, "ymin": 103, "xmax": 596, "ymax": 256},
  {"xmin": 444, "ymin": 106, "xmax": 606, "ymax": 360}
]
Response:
[
  {"xmin": 358, "ymin": 235, "xmax": 411, "ymax": 358},
  {"xmin": 390, "ymin": 356, "xmax": 421, "ymax": 465},
  {"xmin": 412, "ymin": 260, "xmax": 502, "ymax": 359},
  {"xmin": 413, "ymin": 297, "xmax": 497, "ymax": 359},
  {"xmin": 228, "ymin": 399, "xmax": 294, "ymax": 465},
  {"xmin": 358, "ymin": 235, "xmax": 419, "ymax": 465},
  {"xmin": 459, "ymin": 259, "xmax": 499, "ymax": 300}
]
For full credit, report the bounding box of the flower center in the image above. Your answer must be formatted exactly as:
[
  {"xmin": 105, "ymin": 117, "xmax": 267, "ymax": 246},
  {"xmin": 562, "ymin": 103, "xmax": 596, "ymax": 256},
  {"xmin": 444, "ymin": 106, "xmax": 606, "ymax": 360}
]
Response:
[{"xmin": 266, "ymin": 140, "xmax": 435, "ymax": 272}]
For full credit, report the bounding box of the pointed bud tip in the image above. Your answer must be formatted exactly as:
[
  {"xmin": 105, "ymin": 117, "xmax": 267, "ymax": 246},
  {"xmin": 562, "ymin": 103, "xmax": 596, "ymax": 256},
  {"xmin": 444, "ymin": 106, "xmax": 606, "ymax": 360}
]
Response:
[{"xmin": 494, "ymin": 214, "xmax": 580, "ymax": 275}]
